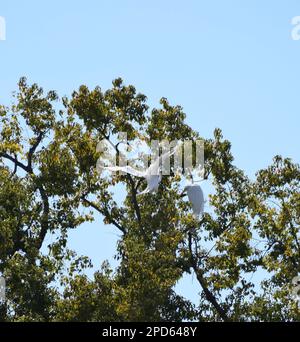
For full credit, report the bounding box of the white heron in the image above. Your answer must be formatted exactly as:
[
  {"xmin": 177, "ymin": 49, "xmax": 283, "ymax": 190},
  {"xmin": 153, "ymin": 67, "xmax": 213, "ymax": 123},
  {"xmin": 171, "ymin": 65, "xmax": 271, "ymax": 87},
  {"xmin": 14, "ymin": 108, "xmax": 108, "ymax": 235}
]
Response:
[
  {"xmin": 103, "ymin": 147, "xmax": 177, "ymax": 195},
  {"xmin": 181, "ymin": 183, "xmax": 205, "ymax": 216},
  {"xmin": 180, "ymin": 168, "xmax": 205, "ymax": 217}
]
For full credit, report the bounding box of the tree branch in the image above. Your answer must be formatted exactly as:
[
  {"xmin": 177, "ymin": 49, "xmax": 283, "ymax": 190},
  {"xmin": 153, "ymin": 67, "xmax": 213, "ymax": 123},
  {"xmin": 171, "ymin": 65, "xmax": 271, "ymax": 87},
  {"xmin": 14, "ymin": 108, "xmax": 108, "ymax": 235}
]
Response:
[
  {"xmin": 81, "ymin": 196, "xmax": 126, "ymax": 235},
  {"xmin": 35, "ymin": 184, "xmax": 50, "ymax": 249},
  {"xmin": 188, "ymin": 232, "xmax": 230, "ymax": 322},
  {"xmin": 27, "ymin": 132, "xmax": 44, "ymax": 172},
  {"xmin": 1, "ymin": 146, "xmax": 50, "ymax": 250},
  {"xmin": 0, "ymin": 152, "xmax": 30, "ymax": 173}
]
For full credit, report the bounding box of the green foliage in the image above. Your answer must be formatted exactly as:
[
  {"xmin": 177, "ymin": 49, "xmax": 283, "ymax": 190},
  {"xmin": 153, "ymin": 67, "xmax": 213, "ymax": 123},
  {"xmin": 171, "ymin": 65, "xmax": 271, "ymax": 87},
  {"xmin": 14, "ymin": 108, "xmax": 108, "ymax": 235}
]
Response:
[{"xmin": 0, "ymin": 78, "xmax": 299, "ymax": 321}]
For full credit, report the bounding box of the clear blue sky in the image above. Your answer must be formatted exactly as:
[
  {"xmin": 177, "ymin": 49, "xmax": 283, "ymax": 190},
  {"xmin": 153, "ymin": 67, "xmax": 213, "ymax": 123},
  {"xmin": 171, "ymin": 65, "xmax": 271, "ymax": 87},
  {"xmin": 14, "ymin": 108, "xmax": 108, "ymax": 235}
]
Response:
[{"xmin": 1, "ymin": 0, "xmax": 300, "ymax": 304}]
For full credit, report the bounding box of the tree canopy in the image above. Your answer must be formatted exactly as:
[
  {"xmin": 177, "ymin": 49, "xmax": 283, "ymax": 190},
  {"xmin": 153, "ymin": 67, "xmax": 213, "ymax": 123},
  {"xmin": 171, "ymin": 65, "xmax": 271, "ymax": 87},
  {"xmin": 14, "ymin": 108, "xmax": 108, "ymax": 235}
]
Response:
[{"xmin": 0, "ymin": 78, "xmax": 299, "ymax": 321}]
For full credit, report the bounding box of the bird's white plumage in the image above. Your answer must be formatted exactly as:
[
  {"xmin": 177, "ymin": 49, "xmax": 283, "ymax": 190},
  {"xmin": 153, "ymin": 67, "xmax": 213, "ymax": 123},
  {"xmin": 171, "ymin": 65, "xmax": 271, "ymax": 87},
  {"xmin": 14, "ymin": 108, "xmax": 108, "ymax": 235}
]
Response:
[
  {"xmin": 103, "ymin": 165, "xmax": 144, "ymax": 178},
  {"xmin": 138, "ymin": 174, "xmax": 161, "ymax": 195},
  {"xmin": 104, "ymin": 148, "xmax": 176, "ymax": 195},
  {"xmin": 183, "ymin": 184, "xmax": 204, "ymax": 216}
]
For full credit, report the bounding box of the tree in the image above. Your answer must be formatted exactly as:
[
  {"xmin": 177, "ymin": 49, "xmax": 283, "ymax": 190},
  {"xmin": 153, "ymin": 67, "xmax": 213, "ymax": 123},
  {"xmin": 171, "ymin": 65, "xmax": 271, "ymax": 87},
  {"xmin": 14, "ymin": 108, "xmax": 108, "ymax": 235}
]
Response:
[{"xmin": 0, "ymin": 77, "xmax": 299, "ymax": 321}]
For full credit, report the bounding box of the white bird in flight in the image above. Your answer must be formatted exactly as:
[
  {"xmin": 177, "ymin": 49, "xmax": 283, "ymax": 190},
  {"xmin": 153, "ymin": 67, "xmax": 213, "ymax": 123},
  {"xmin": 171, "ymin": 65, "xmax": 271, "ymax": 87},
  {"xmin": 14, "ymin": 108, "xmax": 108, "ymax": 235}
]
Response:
[
  {"xmin": 103, "ymin": 148, "xmax": 177, "ymax": 195},
  {"xmin": 102, "ymin": 142, "xmax": 205, "ymax": 215}
]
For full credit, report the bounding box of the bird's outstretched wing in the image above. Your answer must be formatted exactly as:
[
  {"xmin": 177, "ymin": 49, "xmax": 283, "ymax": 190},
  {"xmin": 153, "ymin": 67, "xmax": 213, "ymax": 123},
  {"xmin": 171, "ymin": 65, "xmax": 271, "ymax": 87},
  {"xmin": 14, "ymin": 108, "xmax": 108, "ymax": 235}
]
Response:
[{"xmin": 104, "ymin": 165, "xmax": 145, "ymax": 178}]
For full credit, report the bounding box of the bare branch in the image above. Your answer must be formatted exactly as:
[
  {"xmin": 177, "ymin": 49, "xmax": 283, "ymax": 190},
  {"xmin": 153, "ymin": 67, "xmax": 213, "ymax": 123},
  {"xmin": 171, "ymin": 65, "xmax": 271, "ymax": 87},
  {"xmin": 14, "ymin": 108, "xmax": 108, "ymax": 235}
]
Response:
[
  {"xmin": 81, "ymin": 196, "xmax": 126, "ymax": 235},
  {"xmin": 0, "ymin": 152, "xmax": 29, "ymax": 173},
  {"xmin": 188, "ymin": 232, "xmax": 230, "ymax": 322},
  {"xmin": 27, "ymin": 132, "xmax": 44, "ymax": 172}
]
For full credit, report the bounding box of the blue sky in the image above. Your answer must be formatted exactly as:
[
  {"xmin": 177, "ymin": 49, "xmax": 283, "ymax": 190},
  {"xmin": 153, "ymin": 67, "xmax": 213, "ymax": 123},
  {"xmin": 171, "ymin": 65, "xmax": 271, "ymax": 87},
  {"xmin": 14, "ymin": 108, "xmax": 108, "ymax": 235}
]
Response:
[{"xmin": 0, "ymin": 0, "xmax": 300, "ymax": 304}]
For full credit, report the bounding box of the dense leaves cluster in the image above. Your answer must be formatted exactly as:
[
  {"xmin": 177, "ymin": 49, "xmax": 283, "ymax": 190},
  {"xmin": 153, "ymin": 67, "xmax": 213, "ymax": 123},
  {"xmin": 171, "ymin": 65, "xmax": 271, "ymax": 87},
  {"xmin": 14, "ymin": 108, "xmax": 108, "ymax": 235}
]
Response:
[{"xmin": 0, "ymin": 78, "xmax": 299, "ymax": 321}]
